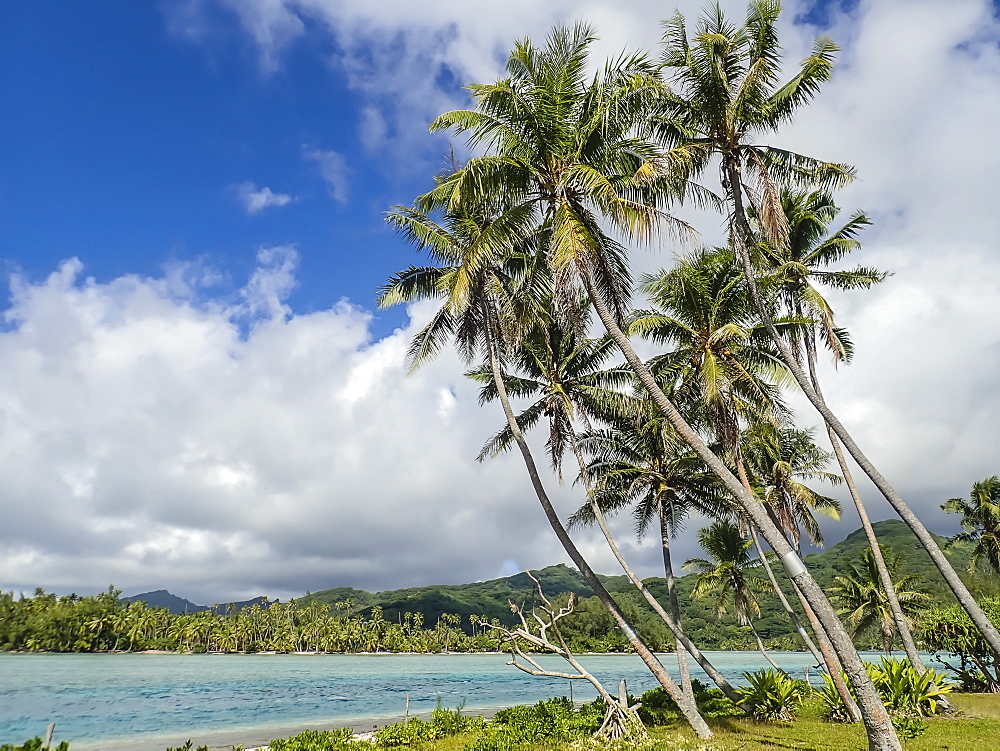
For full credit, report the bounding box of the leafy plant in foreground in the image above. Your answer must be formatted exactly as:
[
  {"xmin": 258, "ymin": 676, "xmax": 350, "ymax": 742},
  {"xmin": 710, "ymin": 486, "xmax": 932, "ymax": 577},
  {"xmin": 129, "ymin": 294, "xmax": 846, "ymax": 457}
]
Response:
[
  {"xmin": 868, "ymin": 658, "xmax": 953, "ymax": 717},
  {"xmin": 467, "ymin": 697, "xmax": 603, "ymax": 751},
  {"xmin": 1, "ymin": 740, "xmax": 69, "ymax": 751},
  {"xmin": 639, "ymin": 682, "xmax": 740, "ymax": 725},
  {"xmin": 269, "ymin": 728, "xmax": 361, "ymax": 751},
  {"xmin": 737, "ymin": 669, "xmax": 809, "ymax": 721},
  {"xmin": 816, "ymin": 658, "xmax": 953, "ymax": 721}
]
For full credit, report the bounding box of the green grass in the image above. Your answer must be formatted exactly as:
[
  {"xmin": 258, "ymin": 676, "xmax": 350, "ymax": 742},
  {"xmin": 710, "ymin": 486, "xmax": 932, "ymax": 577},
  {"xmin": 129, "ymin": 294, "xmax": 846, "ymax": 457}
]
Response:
[{"xmin": 359, "ymin": 694, "xmax": 1000, "ymax": 751}]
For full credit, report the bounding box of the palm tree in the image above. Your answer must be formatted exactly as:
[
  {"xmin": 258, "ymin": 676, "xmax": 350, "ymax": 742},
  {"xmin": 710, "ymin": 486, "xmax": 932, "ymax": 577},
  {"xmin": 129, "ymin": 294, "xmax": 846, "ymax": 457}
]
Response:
[
  {"xmin": 943, "ymin": 476, "xmax": 1000, "ymax": 575},
  {"xmin": 632, "ymin": 249, "xmax": 829, "ymax": 667},
  {"xmin": 472, "ymin": 319, "xmax": 742, "ymax": 704},
  {"xmin": 753, "ymin": 188, "xmax": 927, "ymax": 673},
  {"xmin": 832, "ymin": 547, "xmax": 929, "ymax": 652},
  {"xmin": 579, "ymin": 405, "xmax": 728, "ymax": 697},
  {"xmin": 684, "ymin": 519, "xmax": 783, "ymax": 671},
  {"xmin": 742, "ymin": 423, "xmax": 842, "ymax": 555},
  {"xmin": 427, "ymin": 20, "xmax": 898, "ymax": 744},
  {"xmin": 657, "ymin": 0, "xmax": 1000, "ymax": 669},
  {"xmin": 378, "ymin": 202, "xmax": 713, "ymax": 737}
]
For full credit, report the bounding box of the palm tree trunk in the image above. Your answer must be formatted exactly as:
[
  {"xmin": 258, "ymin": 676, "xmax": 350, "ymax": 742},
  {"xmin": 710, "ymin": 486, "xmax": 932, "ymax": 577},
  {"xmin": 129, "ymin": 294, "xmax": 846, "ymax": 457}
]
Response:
[
  {"xmin": 659, "ymin": 500, "xmax": 694, "ymax": 699},
  {"xmin": 804, "ymin": 335, "xmax": 926, "ymax": 673},
  {"xmin": 580, "ymin": 267, "xmax": 901, "ymax": 751},
  {"xmin": 567, "ymin": 434, "xmax": 742, "ymax": 704},
  {"xmin": 749, "ymin": 620, "xmax": 787, "ymax": 674},
  {"xmin": 733, "ymin": 455, "xmax": 823, "ymax": 665},
  {"xmin": 735, "ymin": 452, "xmax": 861, "ymax": 721},
  {"xmin": 747, "ymin": 531, "xmax": 818, "ymax": 661},
  {"xmin": 723, "ymin": 155, "xmax": 1000, "ymax": 665},
  {"xmin": 751, "ymin": 530, "xmax": 862, "ymax": 722},
  {"xmin": 484, "ymin": 323, "xmax": 714, "ymax": 739}
]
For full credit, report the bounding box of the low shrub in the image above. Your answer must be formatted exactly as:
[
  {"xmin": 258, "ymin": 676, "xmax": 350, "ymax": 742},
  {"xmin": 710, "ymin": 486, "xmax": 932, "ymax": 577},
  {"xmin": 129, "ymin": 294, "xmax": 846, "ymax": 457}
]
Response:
[
  {"xmin": 270, "ymin": 728, "xmax": 360, "ymax": 751},
  {"xmin": 737, "ymin": 669, "xmax": 809, "ymax": 721},
  {"xmin": 1, "ymin": 740, "xmax": 69, "ymax": 751},
  {"xmin": 466, "ymin": 697, "xmax": 602, "ymax": 751},
  {"xmin": 868, "ymin": 658, "xmax": 953, "ymax": 717},
  {"xmin": 814, "ymin": 658, "xmax": 953, "ymax": 721},
  {"xmin": 638, "ymin": 680, "xmax": 739, "ymax": 725}
]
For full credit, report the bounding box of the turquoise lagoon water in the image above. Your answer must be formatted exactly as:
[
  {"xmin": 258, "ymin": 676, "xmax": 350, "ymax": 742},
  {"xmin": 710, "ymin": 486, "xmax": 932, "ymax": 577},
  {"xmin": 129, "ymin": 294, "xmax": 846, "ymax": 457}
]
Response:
[{"xmin": 0, "ymin": 651, "xmax": 869, "ymax": 750}]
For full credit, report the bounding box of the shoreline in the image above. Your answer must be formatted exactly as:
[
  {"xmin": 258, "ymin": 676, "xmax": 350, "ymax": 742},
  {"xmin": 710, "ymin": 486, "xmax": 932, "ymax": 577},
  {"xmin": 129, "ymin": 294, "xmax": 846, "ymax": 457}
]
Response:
[{"xmin": 68, "ymin": 705, "xmax": 512, "ymax": 751}]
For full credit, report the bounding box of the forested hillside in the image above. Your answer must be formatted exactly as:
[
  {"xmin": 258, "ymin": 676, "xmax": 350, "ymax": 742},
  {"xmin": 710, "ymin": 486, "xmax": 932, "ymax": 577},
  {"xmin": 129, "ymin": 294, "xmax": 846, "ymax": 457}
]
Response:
[{"xmin": 304, "ymin": 520, "xmax": 987, "ymax": 650}]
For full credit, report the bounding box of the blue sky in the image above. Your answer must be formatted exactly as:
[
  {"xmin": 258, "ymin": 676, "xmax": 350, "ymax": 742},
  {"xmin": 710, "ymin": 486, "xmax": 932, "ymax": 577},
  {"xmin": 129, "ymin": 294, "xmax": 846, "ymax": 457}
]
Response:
[
  {"xmin": 1, "ymin": 0, "xmax": 436, "ymax": 338},
  {"xmin": 1, "ymin": 0, "xmax": 999, "ymax": 603}
]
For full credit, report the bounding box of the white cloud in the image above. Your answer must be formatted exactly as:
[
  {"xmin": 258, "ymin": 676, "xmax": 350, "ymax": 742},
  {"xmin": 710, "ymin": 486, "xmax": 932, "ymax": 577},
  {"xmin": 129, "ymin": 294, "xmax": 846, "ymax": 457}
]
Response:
[
  {"xmin": 303, "ymin": 148, "xmax": 349, "ymax": 203},
  {"xmin": 0, "ymin": 254, "xmax": 590, "ymax": 603},
  {"xmin": 20, "ymin": 0, "xmax": 997, "ymax": 598},
  {"xmin": 233, "ymin": 181, "xmax": 296, "ymax": 215}
]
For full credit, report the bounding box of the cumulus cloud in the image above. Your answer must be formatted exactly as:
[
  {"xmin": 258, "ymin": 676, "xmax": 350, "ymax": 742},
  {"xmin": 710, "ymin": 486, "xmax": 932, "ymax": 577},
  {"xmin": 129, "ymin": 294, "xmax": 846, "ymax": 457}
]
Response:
[
  {"xmin": 303, "ymin": 148, "xmax": 349, "ymax": 203},
  {"xmin": 233, "ymin": 181, "xmax": 296, "ymax": 215},
  {"xmin": 13, "ymin": 0, "xmax": 997, "ymax": 599},
  {"xmin": 0, "ymin": 252, "xmax": 596, "ymax": 603}
]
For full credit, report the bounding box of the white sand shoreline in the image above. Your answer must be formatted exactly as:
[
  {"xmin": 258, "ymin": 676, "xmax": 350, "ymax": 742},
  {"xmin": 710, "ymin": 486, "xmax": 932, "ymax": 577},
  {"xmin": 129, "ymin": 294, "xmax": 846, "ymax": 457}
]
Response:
[{"xmin": 67, "ymin": 706, "xmax": 511, "ymax": 751}]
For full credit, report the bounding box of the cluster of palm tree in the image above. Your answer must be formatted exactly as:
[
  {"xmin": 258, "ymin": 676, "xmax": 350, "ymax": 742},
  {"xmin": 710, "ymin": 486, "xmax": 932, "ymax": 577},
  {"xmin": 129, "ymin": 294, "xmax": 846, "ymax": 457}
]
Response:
[
  {"xmin": 0, "ymin": 588, "xmax": 502, "ymax": 654},
  {"xmin": 378, "ymin": 3, "xmax": 998, "ymax": 747}
]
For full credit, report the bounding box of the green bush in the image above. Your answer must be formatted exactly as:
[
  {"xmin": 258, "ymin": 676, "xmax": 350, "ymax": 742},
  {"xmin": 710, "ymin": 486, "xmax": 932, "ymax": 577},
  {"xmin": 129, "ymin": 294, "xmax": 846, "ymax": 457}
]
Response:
[
  {"xmin": 638, "ymin": 681, "xmax": 739, "ymax": 725},
  {"xmin": 814, "ymin": 673, "xmax": 854, "ymax": 723},
  {"xmin": 814, "ymin": 658, "xmax": 953, "ymax": 721},
  {"xmin": 737, "ymin": 669, "xmax": 809, "ymax": 721},
  {"xmin": 373, "ymin": 700, "xmax": 486, "ymax": 747},
  {"xmin": 165, "ymin": 743, "xmax": 209, "ymax": 751},
  {"xmin": 868, "ymin": 658, "xmax": 953, "ymax": 717},
  {"xmin": 467, "ymin": 697, "xmax": 602, "ymax": 751},
  {"xmin": 269, "ymin": 728, "xmax": 360, "ymax": 751},
  {"xmin": 1, "ymin": 740, "xmax": 69, "ymax": 751}
]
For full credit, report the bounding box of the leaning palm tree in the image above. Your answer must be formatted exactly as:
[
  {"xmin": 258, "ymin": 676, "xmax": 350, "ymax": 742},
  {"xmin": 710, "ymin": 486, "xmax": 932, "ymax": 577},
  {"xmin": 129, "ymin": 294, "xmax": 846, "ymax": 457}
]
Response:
[
  {"xmin": 656, "ymin": 0, "xmax": 1000, "ymax": 666},
  {"xmin": 943, "ymin": 476, "xmax": 1000, "ymax": 575},
  {"xmin": 429, "ymin": 22, "xmax": 897, "ymax": 746},
  {"xmin": 832, "ymin": 547, "xmax": 929, "ymax": 653},
  {"xmin": 378, "ymin": 202, "xmax": 713, "ymax": 737},
  {"xmin": 742, "ymin": 422, "xmax": 842, "ymax": 555},
  {"xmin": 684, "ymin": 519, "xmax": 783, "ymax": 671},
  {"xmin": 752, "ymin": 188, "xmax": 927, "ymax": 673},
  {"xmin": 632, "ymin": 249, "xmax": 830, "ymax": 668},
  {"xmin": 575, "ymin": 399, "xmax": 732, "ymax": 698},
  {"xmin": 472, "ymin": 320, "xmax": 743, "ymax": 704}
]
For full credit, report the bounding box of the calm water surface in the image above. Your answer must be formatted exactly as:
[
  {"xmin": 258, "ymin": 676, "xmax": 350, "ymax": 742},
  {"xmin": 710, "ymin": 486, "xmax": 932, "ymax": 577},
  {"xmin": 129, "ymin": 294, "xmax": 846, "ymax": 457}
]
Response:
[{"xmin": 0, "ymin": 651, "xmax": 879, "ymax": 750}]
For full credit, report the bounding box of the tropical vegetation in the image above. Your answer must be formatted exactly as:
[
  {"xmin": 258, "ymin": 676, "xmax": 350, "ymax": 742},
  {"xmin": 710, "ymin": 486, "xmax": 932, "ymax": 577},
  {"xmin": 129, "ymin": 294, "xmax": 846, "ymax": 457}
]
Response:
[{"xmin": 372, "ymin": 0, "xmax": 1000, "ymax": 747}]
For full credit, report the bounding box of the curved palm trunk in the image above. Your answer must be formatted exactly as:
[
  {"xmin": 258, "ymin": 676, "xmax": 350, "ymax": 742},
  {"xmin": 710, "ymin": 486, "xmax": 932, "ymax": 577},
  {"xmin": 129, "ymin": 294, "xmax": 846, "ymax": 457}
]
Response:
[
  {"xmin": 659, "ymin": 501, "xmax": 694, "ymax": 699},
  {"xmin": 733, "ymin": 457, "xmax": 823, "ymax": 665},
  {"xmin": 723, "ymin": 155, "xmax": 1000, "ymax": 664},
  {"xmin": 804, "ymin": 336, "xmax": 926, "ymax": 674},
  {"xmin": 580, "ymin": 267, "xmax": 901, "ymax": 751},
  {"xmin": 737, "ymin": 450, "xmax": 860, "ymax": 720},
  {"xmin": 484, "ymin": 326, "xmax": 714, "ymax": 739},
  {"xmin": 748, "ymin": 530, "xmax": 818, "ymax": 661},
  {"xmin": 751, "ymin": 530, "xmax": 862, "ymax": 722},
  {"xmin": 749, "ymin": 619, "xmax": 786, "ymax": 674},
  {"xmin": 568, "ymin": 436, "xmax": 742, "ymax": 705}
]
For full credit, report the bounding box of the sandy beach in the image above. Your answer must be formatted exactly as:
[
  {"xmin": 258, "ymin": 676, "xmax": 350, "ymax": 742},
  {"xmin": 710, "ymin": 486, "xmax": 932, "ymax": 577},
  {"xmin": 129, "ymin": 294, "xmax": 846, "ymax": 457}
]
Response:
[{"xmin": 67, "ymin": 707, "xmax": 510, "ymax": 751}]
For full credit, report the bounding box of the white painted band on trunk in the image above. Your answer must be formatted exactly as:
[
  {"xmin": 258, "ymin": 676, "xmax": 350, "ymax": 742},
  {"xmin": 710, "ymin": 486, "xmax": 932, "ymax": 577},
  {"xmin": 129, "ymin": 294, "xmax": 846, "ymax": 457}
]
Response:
[{"xmin": 780, "ymin": 550, "xmax": 807, "ymax": 579}]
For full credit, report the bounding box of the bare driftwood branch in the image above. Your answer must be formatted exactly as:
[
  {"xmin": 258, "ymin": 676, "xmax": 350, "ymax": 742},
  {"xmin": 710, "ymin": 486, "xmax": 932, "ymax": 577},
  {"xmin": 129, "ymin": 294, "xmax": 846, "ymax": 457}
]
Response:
[{"xmin": 483, "ymin": 571, "xmax": 647, "ymax": 741}]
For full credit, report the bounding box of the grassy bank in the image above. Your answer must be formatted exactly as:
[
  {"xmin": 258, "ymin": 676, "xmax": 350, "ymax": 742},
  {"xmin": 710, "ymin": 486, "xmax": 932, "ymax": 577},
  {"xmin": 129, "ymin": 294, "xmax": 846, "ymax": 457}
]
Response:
[{"xmin": 250, "ymin": 692, "xmax": 1000, "ymax": 751}]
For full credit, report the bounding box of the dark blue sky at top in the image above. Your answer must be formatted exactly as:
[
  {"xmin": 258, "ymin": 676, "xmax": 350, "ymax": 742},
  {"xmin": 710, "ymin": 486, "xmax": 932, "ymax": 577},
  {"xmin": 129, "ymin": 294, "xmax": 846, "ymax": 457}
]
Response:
[{"xmin": 0, "ymin": 1, "xmax": 442, "ymax": 338}]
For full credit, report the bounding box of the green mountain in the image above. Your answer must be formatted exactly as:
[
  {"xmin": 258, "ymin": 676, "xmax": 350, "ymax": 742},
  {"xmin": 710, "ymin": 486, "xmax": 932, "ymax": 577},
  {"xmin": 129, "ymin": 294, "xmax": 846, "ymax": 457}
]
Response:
[
  {"xmin": 305, "ymin": 564, "xmax": 630, "ymax": 628},
  {"xmin": 303, "ymin": 520, "xmax": 994, "ymax": 650}
]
